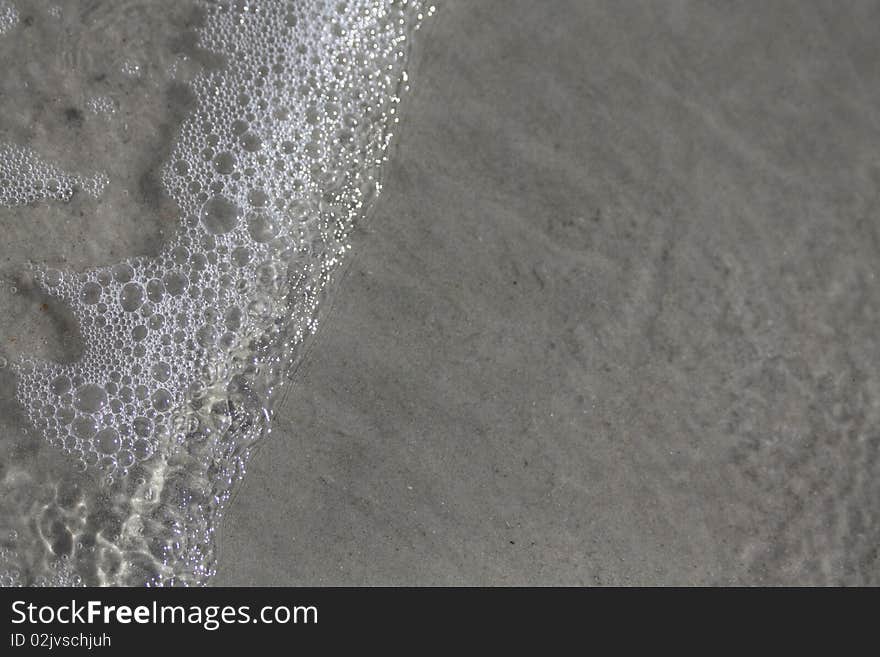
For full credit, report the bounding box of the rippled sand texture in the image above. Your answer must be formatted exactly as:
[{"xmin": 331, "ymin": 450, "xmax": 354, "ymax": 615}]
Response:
[
  {"xmin": 0, "ymin": 0, "xmax": 431, "ymax": 586},
  {"xmin": 217, "ymin": 0, "xmax": 880, "ymax": 586}
]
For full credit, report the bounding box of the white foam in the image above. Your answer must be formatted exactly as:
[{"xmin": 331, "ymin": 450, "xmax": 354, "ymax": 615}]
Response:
[
  {"xmin": 4, "ymin": 0, "xmax": 433, "ymax": 586},
  {"xmin": 0, "ymin": 0, "xmax": 17, "ymax": 37},
  {"xmin": 0, "ymin": 143, "xmax": 108, "ymax": 206}
]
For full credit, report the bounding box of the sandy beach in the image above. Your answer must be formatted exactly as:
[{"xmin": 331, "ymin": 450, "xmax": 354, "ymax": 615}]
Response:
[{"xmin": 215, "ymin": 0, "xmax": 880, "ymax": 585}]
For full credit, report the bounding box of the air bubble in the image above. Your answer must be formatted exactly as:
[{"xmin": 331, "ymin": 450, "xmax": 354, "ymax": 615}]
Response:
[
  {"xmin": 80, "ymin": 282, "xmax": 102, "ymax": 305},
  {"xmin": 118, "ymin": 451, "xmax": 135, "ymax": 468},
  {"xmin": 200, "ymin": 196, "xmax": 241, "ymax": 235},
  {"xmin": 240, "ymin": 132, "xmax": 262, "ymax": 152},
  {"xmin": 51, "ymin": 375, "xmax": 71, "ymax": 395},
  {"xmin": 146, "ymin": 279, "xmax": 165, "ymax": 303},
  {"xmin": 119, "ymin": 282, "xmax": 145, "ymax": 312},
  {"xmin": 73, "ymin": 384, "xmax": 108, "ymax": 413},
  {"xmin": 213, "ymin": 152, "xmax": 237, "ymax": 175},
  {"xmin": 113, "ymin": 264, "xmax": 135, "ymax": 283},
  {"xmin": 93, "ymin": 428, "xmax": 121, "ymax": 454},
  {"xmin": 133, "ymin": 439, "xmax": 152, "ymax": 460},
  {"xmin": 163, "ymin": 271, "xmax": 188, "ymax": 296},
  {"xmin": 247, "ymin": 209, "xmax": 280, "ymax": 242},
  {"xmin": 196, "ymin": 325, "xmax": 216, "ymax": 348},
  {"xmin": 151, "ymin": 362, "xmax": 171, "ymax": 382},
  {"xmin": 56, "ymin": 407, "xmax": 75, "ymax": 425},
  {"xmin": 232, "ymin": 246, "xmax": 252, "ymax": 266},
  {"xmin": 72, "ymin": 416, "xmax": 98, "ymax": 440},
  {"xmin": 133, "ymin": 416, "xmax": 153, "ymax": 438},
  {"xmin": 151, "ymin": 388, "xmax": 173, "ymax": 412},
  {"xmin": 248, "ymin": 188, "xmax": 269, "ymax": 206}
]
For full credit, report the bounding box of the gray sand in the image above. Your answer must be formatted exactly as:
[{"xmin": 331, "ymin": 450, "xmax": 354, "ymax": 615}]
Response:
[{"xmin": 215, "ymin": 1, "xmax": 880, "ymax": 585}]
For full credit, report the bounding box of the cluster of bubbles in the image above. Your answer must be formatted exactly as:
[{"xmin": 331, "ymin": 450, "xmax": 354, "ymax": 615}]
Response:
[
  {"xmin": 0, "ymin": 547, "xmax": 23, "ymax": 587},
  {"xmin": 0, "ymin": 0, "xmax": 17, "ymax": 37},
  {"xmin": 1, "ymin": 544, "xmax": 83, "ymax": 587},
  {"xmin": 85, "ymin": 96, "xmax": 118, "ymax": 116},
  {"xmin": 0, "ymin": 143, "xmax": 109, "ymax": 207},
  {"xmin": 5, "ymin": 0, "xmax": 433, "ymax": 585}
]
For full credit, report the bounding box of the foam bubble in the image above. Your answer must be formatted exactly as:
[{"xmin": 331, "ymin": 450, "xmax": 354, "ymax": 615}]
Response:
[
  {"xmin": 0, "ymin": 143, "xmax": 108, "ymax": 207},
  {"xmin": 0, "ymin": 0, "xmax": 17, "ymax": 37},
  {"xmin": 3, "ymin": 0, "xmax": 434, "ymax": 586}
]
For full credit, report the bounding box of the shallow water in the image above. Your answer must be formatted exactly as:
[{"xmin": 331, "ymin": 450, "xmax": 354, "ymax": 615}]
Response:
[{"xmin": 0, "ymin": 0, "xmax": 432, "ymax": 586}]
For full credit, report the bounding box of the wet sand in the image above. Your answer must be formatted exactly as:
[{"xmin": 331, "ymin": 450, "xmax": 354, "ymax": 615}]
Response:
[
  {"xmin": 215, "ymin": 0, "xmax": 880, "ymax": 585},
  {"xmin": 0, "ymin": 0, "xmax": 878, "ymax": 586}
]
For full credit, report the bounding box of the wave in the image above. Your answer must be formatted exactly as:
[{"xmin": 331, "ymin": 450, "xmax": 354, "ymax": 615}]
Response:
[{"xmin": 0, "ymin": 0, "xmax": 434, "ymax": 586}]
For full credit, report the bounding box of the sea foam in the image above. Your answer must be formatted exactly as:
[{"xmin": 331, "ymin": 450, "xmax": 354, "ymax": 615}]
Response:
[{"xmin": 0, "ymin": 0, "xmax": 433, "ymax": 586}]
